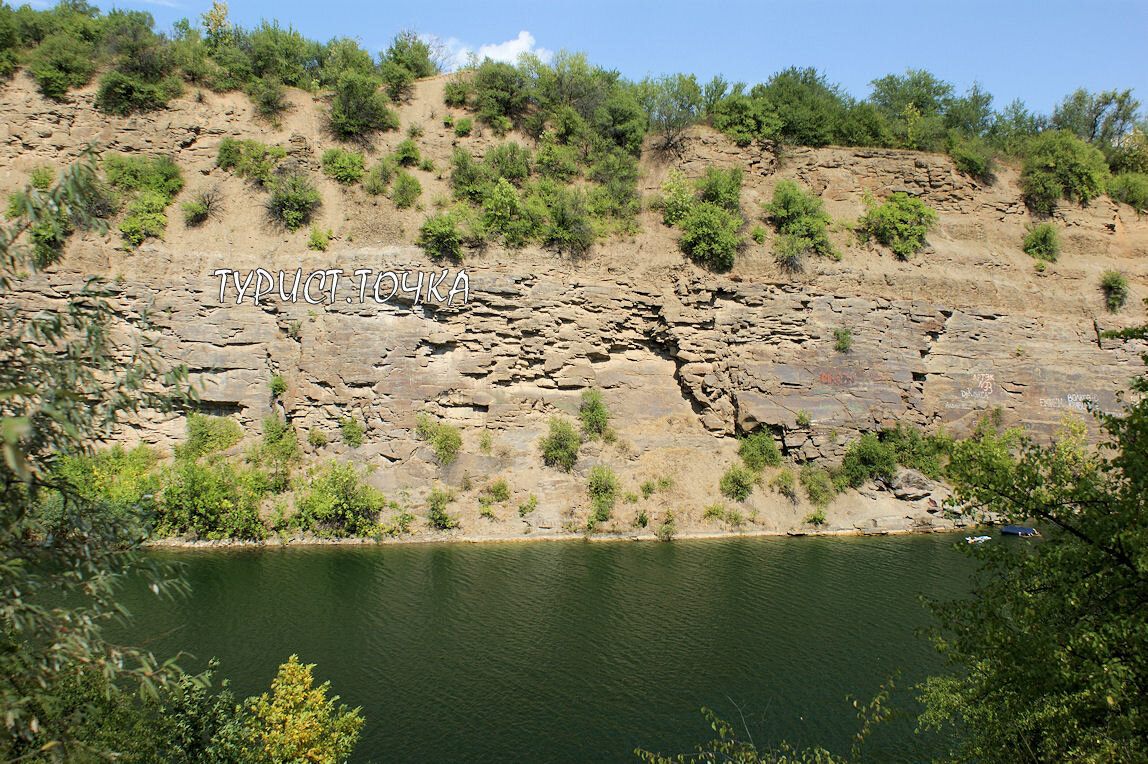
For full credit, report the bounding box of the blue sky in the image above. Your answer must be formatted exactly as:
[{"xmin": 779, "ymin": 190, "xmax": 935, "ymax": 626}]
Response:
[{"xmin": 78, "ymin": 0, "xmax": 1148, "ymax": 115}]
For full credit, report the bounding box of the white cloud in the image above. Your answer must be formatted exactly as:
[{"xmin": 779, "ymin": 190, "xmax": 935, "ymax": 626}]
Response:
[{"xmin": 446, "ymin": 30, "xmax": 553, "ymax": 70}]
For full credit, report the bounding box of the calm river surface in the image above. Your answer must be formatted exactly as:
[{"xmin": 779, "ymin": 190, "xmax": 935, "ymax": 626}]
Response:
[{"xmin": 115, "ymin": 533, "xmax": 977, "ymax": 762}]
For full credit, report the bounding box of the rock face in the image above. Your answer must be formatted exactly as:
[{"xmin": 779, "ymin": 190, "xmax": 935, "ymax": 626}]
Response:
[{"xmin": 4, "ymin": 74, "xmax": 1147, "ymax": 538}]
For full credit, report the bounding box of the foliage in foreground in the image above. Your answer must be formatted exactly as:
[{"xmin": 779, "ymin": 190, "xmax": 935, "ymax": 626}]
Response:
[
  {"xmin": 919, "ymin": 349, "xmax": 1148, "ymax": 761},
  {"xmin": 636, "ymin": 683, "xmax": 895, "ymax": 763},
  {"xmin": 1, "ymin": 154, "xmax": 363, "ymax": 758},
  {"xmin": 0, "ymin": 152, "xmax": 194, "ymax": 754}
]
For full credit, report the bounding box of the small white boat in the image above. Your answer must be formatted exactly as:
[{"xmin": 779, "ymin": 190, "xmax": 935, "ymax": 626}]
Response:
[{"xmin": 965, "ymin": 535, "xmax": 991, "ymax": 544}]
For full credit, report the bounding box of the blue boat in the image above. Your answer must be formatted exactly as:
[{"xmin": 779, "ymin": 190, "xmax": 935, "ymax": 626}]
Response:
[{"xmin": 1002, "ymin": 525, "xmax": 1039, "ymax": 537}]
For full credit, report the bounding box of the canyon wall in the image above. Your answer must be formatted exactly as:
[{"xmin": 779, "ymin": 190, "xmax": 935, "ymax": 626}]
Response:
[{"xmin": 5, "ymin": 73, "xmax": 1147, "ymax": 537}]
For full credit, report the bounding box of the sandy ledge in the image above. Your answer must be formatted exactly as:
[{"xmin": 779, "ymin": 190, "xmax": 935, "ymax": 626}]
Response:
[{"xmin": 143, "ymin": 522, "xmax": 973, "ymax": 551}]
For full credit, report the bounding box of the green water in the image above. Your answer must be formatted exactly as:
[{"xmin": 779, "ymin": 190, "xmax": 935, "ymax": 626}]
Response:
[{"xmin": 115, "ymin": 534, "xmax": 976, "ymax": 762}]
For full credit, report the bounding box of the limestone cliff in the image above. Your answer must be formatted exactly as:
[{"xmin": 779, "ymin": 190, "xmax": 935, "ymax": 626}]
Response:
[{"xmin": 4, "ymin": 72, "xmax": 1146, "ymax": 540}]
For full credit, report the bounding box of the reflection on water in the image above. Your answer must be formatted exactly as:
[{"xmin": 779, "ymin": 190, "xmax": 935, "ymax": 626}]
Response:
[{"xmin": 115, "ymin": 534, "xmax": 975, "ymax": 762}]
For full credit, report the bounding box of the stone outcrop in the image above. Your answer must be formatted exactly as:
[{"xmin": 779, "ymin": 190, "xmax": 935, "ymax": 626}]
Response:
[{"xmin": 4, "ymin": 73, "xmax": 1147, "ymax": 539}]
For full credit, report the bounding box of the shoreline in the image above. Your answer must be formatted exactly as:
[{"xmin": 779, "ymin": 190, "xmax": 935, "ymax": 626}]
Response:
[{"xmin": 142, "ymin": 522, "xmax": 973, "ymax": 551}]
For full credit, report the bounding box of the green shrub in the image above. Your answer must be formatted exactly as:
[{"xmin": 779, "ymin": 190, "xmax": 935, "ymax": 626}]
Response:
[
  {"xmin": 587, "ymin": 465, "xmax": 619, "ymax": 524},
  {"xmin": 181, "ymin": 187, "xmax": 222, "ymax": 226},
  {"xmin": 696, "ymin": 167, "xmax": 742, "ymax": 213},
  {"xmin": 295, "ymin": 461, "xmax": 383, "ymax": 536},
  {"xmin": 392, "ymin": 170, "xmax": 422, "ymax": 208},
  {"xmin": 19, "ymin": 200, "xmax": 71, "ymax": 268},
  {"xmin": 738, "ymin": 431, "xmax": 781, "ymax": 472},
  {"xmin": 414, "ymin": 413, "xmax": 462, "ymax": 464},
  {"xmin": 833, "ymin": 328, "xmax": 853, "ymax": 353},
  {"xmin": 858, "ymin": 192, "xmax": 938, "ymax": 259},
  {"xmin": 634, "ymin": 509, "xmax": 649, "ymax": 528},
  {"xmin": 486, "ymin": 142, "xmax": 532, "ymax": 184},
  {"xmin": 321, "ymin": 148, "xmax": 365, "ymax": 184},
  {"xmin": 482, "ymin": 177, "xmax": 537, "ymax": 247},
  {"xmin": 158, "ymin": 460, "xmax": 267, "ymax": 540},
  {"xmin": 28, "ymin": 32, "xmax": 96, "ymax": 99},
  {"xmin": 247, "ymin": 76, "xmax": 287, "ymax": 124},
  {"xmin": 255, "ymin": 415, "xmax": 301, "ymax": 492},
  {"xmin": 1100, "ymin": 270, "xmax": 1129, "ymax": 313},
  {"xmin": 1020, "ymin": 130, "xmax": 1108, "ymax": 214},
  {"xmin": 763, "ymin": 180, "xmax": 837, "ymax": 259},
  {"xmin": 773, "ymin": 233, "xmax": 810, "ymax": 273},
  {"xmin": 879, "ymin": 424, "xmax": 950, "ymax": 480},
  {"xmin": 540, "ymin": 417, "xmax": 581, "ymax": 472},
  {"xmin": 535, "ymin": 130, "xmax": 579, "ymax": 181},
  {"xmin": 216, "ymin": 138, "xmax": 286, "ymax": 186},
  {"xmin": 328, "ymin": 70, "xmax": 399, "ymax": 140},
  {"xmin": 719, "ymin": 464, "xmax": 756, "ymax": 501},
  {"xmin": 29, "ymin": 166, "xmax": 54, "ymax": 190},
  {"xmin": 454, "ymin": 117, "xmax": 473, "ymax": 137},
  {"xmin": 472, "ymin": 60, "xmax": 529, "ymax": 126},
  {"xmin": 427, "ymin": 487, "xmax": 459, "ymax": 529},
  {"xmin": 339, "ymin": 417, "xmax": 364, "ymax": 448},
  {"xmin": 640, "ymin": 481, "xmax": 656, "ymax": 499},
  {"xmin": 679, "ymin": 202, "xmax": 742, "ymax": 270},
  {"xmin": 363, "ymin": 159, "xmax": 395, "ymax": 195},
  {"xmin": 800, "ymin": 465, "xmax": 835, "ymax": 509},
  {"xmin": 751, "ymin": 224, "xmax": 767, "ymax": 244},
  {"xmin": 384, "ymin": 29, "xmax": 439, "ymax": 78},
  {"xmin": 269, "ymin": 374, "xmax": 287, "ymax": 397},
  {"xmin": 307, "ymin": 225, "xmax": 332, "ymax": 251},
  {"xmin": 380, "ymin": 59, "xmax": 414, "ymax": 102},
  {"xmin": 308, "ymin": 428, "xmax": 327, "ymax": 448},
  {"xmin": 417, "ymin": 211, "xmax": 464, "ymax": 261},
  {"xmin": 946, "ymin": 132, "xmax": 996, "ymax": 182},
  {"xmin": 448, "ymin": 147, "xmax": 494, "ymax": 203},
  {"xmin": 795, "ymin": 409, "xmax": 812, "ymax": 427},
  {"xmin": 1023, "ymin": 222, "xmax": 1060, "ymax": 262},
  {"xmin": 96, "ymin": 70, "xmax": 182, "ymax": 116},
  {"xmin": 703, "ymin": 502, "xmax": 725, "ymax": 520},
  {"xmin": 1108, "ymin": 172, "xmax": 1148, "ymax": 215},
  {"xmin": 835, "ymin": 433, "xmax": 898, "ymax": 490},
  {"xmin": 543, "ymin": 185, "xmax": 594, "ymax": 256},
  {"xmin": 726, "ymin": 508, "xmax": 744, "ymax": 527},
  {"xmin": 482, "ymin": 479, "xmax": 511, "ymax": 504},
  {"xmin": 586, "ymin": 150, "xmax": 639, "ymax": 223},
  {"xmin": 804, "ymin": 508, "xmax": 827, "ymax": 526},
  {"xmin": 42, "ymin": 445, "xmax": 159, "ymax": 534},
  {"xmin": 711, "ymin": 91, "xmax": 780, "ymax": 147},
  {"xmin": 266, "ymin": 172, "xmax": 321, "ymax": 231},
  {"xmin": 393, "ymin": 138, "xmax": 421, "ymax": 168},
  {"xmin": 656, "ymin": 512, "xmax": 677, "ymax": 541},
  {"xmin": 771, "ymin": 468, "xmax": 797, "ymax": 503},
  {"xmin": 579, "ymin": 389, "xmax": 610, "ymax": 438},
  {"xmin": 105, "ymin": 154, "xmax": 184, "ymax": 199},
  {"xmin": 443, "ymin": 79, "xmax": 472, "ymax": 107},
  {"xmin": 518, "ymin": 494, "xmax": 538, "ymax": 516},
  {"xmin": 657, "ymin": 170, "xmax": 695, "ymax": 226},
  {"xmin": 119, "ymin": 190, "xmax": 169, "ymax": 246},
  {"xmin": 177, "ymin": 413, "xmax": 242, "ymax": 460}
]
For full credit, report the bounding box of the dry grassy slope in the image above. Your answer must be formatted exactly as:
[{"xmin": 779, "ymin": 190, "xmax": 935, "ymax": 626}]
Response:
[{"xmin": 4, "ymin": 70, "xmax": 1148, "ymax": 541}]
